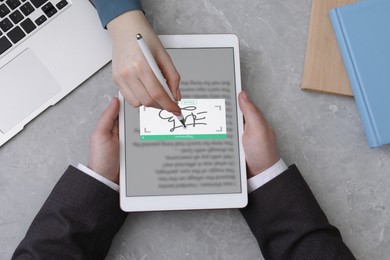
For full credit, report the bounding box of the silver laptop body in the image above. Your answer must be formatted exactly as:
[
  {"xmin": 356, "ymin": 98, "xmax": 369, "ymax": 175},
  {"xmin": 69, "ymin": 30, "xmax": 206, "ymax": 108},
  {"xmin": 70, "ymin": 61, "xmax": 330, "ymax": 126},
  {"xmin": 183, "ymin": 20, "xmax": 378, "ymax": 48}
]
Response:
[{"xmin": 0, "ymin": 0, "xmax": 112, "ymax": 146}]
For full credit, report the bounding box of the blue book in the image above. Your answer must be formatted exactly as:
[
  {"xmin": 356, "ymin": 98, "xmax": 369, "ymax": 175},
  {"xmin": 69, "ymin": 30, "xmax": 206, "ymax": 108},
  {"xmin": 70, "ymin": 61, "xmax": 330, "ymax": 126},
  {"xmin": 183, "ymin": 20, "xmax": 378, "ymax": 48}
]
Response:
[{"xmin": 329, "ymin": 0, "xmax": 390, "ymax": 148}]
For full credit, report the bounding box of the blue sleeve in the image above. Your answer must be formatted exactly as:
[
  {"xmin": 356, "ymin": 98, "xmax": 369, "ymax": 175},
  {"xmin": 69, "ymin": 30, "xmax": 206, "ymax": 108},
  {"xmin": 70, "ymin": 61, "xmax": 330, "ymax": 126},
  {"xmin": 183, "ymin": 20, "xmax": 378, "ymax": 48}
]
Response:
[{"xmin": 93, "ymin": 0, "xmax": 143, "ymax": 28}]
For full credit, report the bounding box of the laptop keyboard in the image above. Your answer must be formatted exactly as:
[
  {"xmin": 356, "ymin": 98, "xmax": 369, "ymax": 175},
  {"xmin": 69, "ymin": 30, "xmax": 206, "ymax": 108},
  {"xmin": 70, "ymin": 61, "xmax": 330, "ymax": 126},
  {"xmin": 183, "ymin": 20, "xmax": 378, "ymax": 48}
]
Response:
[{"xmin": 0, "ymin": 0, "xmax": 69, "ymax": 56}]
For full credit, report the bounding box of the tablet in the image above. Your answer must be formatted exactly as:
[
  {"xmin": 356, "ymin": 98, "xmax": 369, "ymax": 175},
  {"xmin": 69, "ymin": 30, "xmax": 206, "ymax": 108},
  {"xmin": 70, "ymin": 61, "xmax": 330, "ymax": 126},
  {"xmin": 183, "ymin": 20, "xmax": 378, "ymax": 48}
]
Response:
[{"xmin": 119, "ymin": 34, "xmax": 247, "ymax": 212}]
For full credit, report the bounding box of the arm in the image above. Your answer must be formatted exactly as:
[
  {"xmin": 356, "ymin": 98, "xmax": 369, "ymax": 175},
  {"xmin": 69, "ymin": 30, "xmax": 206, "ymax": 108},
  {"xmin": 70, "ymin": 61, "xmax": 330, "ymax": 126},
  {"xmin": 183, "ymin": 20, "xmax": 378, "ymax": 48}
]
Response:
[
  {"xmin": 238, "ymin": 92, "xmax": 355, "ymax": 259},
  {"xmin": 12, "ymin": 166, "xmax": 127, "ymax": 260},
  {"xmin": 241, "ymin": 166, "xmax": 355, "ymax": 259},
  {"xmin": 92, "ymin": 0, "xmax": 143, "ymax": 28},
  {"xmin": 13, "ymin": 98, "xmax": 126, "ymax": 260}
]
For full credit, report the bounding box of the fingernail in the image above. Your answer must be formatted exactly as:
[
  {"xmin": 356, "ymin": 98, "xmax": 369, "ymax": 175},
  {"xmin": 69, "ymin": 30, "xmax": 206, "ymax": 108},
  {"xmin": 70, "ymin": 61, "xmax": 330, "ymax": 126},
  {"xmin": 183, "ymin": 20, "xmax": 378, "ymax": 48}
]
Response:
[
  {"xmin": 241, "ymin": 91, "xmax": 250, "ymax": 102},
  {"xmin": 172, "ymin": 111, "xmax": 181, "ymax": 116}
]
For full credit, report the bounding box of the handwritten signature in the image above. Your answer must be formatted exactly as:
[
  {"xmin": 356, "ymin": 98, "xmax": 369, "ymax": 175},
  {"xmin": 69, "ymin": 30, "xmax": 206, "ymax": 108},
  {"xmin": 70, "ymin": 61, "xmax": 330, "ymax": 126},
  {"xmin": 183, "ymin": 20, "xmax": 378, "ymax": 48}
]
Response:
[{"xmin": 158, "ymin": 106, "xmax": 208, "ymax": 132}]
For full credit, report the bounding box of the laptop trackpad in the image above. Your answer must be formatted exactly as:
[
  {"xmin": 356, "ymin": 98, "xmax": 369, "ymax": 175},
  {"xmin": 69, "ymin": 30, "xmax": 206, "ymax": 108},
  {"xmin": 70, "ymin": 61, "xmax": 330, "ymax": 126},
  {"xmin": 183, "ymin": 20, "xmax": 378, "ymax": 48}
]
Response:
[{"xmin": 0, "ymin": 49, "xmax": 62, "ymax": 134}]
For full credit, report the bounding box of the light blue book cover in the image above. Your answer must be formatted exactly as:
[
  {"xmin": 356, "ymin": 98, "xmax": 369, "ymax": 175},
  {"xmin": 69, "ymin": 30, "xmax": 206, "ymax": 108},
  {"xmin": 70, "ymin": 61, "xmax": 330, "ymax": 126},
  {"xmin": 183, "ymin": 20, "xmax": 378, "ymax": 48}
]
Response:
[{"xmin": 329, "ymin": 0, "xmax": 390, "ymax": 148}]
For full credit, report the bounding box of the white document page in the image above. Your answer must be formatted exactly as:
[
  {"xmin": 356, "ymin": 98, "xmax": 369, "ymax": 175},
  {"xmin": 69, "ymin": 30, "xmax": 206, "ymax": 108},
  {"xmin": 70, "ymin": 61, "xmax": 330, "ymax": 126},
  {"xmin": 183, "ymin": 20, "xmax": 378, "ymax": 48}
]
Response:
[{"xmin": 140, "ymin": 99, "xmax": 227, "ymax": 140}]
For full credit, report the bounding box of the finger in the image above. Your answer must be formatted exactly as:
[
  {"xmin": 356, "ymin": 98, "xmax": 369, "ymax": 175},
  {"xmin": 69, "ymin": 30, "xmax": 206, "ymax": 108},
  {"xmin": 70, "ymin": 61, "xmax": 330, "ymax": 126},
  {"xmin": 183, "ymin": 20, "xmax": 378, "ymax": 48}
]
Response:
[
  {"xmin": 156, "ymin": 50, "xmax": 181, "ymax": 100},
  {"xmin": 176, "ymin": 88, "xmax": 182, "ymax": 101},
  {"xmin": 130, "ymin": 77, "xmax": 162, "ymax": 109},
  {"xmin": 238, "ymin": 91, "xmax": 268, "ymax": 130},
  {"xmin": 113, "ymin": 73, "xmax": 142, "ymax": 108},
  {"xmin": 95, "ymin": 97, "xmax": 120, "ymax": 134},
  {"xmin": 139, "ymin": 67, "xmax": 181, "ymax": 114},
  {"xmin": 112, "ymin": 117, "xmax": 119, "ymax": 137}
]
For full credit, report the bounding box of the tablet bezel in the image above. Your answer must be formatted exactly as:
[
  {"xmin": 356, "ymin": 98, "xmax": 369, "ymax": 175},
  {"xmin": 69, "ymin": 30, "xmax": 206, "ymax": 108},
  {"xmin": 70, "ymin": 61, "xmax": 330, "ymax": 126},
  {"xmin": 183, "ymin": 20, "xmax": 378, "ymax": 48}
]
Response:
[{"xmin": 119, "ymin": 34, "xmax": 247, "ymax": 212}]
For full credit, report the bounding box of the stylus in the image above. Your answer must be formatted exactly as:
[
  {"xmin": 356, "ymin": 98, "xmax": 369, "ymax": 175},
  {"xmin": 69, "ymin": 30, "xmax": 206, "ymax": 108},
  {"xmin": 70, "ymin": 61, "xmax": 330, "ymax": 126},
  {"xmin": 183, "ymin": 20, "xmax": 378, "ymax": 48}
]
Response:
[{"xmin": 136, "ymin": 33, "xmax": 186, "ymax": 128}]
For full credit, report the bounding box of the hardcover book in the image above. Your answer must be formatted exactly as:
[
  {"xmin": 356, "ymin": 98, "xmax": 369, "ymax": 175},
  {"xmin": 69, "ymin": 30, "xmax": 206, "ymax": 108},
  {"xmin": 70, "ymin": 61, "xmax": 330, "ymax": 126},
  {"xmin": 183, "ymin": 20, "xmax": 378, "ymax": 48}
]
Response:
[
  {"xmin": 329, "ymin": 0, "xmax": 390, "ymax": 147},
  {"xmin": 302, "ymin": 0, "xmax": 356, "ymax": 96}
]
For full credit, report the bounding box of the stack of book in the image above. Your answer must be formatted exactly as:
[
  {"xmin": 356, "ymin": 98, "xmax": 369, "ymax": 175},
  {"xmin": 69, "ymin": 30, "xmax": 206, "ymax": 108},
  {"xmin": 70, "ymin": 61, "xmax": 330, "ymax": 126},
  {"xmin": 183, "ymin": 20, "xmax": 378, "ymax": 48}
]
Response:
[{"xmin": 302, "ymin": 0, "xmax": 390, "ymax": 148}]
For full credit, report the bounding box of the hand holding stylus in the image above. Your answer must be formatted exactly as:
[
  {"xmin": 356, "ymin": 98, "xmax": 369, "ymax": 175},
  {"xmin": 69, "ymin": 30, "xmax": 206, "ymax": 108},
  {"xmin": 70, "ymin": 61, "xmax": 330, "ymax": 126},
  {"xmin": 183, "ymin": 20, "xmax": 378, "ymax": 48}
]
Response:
[
  {"xmin": 107, "ymin": 11, "xmax": 182, "ymax": 114},
  {"xmin": 136, "ymin": 33, "xmax": 186, "ymax": 127}
]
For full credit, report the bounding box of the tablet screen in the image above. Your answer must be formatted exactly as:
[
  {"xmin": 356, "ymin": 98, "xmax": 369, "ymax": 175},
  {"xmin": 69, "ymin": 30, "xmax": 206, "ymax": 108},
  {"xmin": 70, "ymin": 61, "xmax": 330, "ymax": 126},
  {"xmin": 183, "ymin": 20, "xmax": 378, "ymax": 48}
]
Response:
[{"xmin": 124, "ymin": 47, "xmax": 242, "ymax": 196}]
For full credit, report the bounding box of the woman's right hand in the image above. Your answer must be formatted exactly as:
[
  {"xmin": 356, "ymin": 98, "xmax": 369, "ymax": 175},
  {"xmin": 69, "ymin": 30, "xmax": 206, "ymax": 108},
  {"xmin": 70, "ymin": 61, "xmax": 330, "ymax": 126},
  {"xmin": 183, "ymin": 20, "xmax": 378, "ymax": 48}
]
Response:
[{"xmin": 107, "ymin": 10, "xmax": 182, "ymax": 115}]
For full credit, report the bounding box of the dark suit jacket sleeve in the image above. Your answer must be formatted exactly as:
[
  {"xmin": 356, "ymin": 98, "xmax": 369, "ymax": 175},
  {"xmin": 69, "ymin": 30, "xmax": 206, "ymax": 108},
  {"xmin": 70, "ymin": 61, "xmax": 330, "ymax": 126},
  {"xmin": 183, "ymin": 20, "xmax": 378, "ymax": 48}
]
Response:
[
  {"xmin": 12, "ymin": 166, "xmax": 128, "ymax": 260},
  {"xmin": 240, "ymin": 165, "xmax": 355, "ymax": 260}
]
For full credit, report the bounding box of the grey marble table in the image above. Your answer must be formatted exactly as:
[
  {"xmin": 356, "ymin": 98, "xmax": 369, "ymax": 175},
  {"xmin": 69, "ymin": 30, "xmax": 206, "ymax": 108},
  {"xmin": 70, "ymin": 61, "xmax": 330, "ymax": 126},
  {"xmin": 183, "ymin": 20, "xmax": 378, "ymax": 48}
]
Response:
[{"xmin": 1, "ymin": 1, "xmax": 389, "ymax": 259}]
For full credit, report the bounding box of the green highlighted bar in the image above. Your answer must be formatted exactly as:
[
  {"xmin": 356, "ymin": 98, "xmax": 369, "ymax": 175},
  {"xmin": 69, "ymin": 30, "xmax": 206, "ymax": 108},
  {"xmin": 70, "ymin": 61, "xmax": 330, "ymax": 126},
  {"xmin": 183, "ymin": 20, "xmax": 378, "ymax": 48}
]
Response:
[{"xmin": 140, "ymin": 134, "xmax": 227, "ymax": 141}]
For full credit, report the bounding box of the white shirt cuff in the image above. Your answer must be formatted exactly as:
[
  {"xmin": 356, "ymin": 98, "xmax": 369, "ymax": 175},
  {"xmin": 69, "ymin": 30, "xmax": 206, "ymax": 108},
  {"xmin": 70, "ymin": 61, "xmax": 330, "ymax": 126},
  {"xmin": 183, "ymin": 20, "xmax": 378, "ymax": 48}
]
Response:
[
  {"xmin": 76, "ymin": 163, "xmax": 119, "ymax": 192},
  {"xmin": 247, "ymin": 159, "xmax": 288, "ymax": 193}
]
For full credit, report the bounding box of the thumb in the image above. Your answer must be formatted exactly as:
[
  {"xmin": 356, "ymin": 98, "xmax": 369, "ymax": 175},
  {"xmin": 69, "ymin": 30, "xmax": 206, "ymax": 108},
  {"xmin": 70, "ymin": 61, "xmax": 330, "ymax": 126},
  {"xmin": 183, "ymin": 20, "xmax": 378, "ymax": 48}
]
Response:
[
  {"xmin": 238, "ymin": 91, "xmax": 266, "ymax": 130},
  {"xmin": 95, "ymin": 97, "xmax": 120, "ymax": 134}
]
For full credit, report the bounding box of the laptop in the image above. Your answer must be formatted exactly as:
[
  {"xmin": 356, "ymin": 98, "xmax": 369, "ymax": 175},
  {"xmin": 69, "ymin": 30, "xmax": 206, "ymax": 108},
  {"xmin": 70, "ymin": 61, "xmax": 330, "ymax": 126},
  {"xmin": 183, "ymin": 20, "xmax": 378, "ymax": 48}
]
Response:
[{"xmin": 0, "ymin": 0, "xmax": 112, "ymax": 147}]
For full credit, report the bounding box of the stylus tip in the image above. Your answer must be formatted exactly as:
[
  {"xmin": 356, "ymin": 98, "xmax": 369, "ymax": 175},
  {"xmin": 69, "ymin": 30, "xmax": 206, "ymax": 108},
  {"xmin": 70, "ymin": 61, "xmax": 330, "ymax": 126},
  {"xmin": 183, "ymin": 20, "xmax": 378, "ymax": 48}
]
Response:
[
  {"xmin": 136, "ymin": 33, "xmax": 143, "ymax": 40},
  {"xmin": 180, "ymin": 119, "xmax": 186, "ymax": 128}
]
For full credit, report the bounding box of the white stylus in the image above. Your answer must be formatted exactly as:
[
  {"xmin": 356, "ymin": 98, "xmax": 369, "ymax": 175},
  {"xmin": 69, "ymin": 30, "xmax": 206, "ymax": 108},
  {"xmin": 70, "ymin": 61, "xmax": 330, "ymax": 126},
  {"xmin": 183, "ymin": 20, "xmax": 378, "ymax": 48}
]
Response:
[{"xmin": 136, "ymin": 33, "xmax": 186, "ymax": 128}]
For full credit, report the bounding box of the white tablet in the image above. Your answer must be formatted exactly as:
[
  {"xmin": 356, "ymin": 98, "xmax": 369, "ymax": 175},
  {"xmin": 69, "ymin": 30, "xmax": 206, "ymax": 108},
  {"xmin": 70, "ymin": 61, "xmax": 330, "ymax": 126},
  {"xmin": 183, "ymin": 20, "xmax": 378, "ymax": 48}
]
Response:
[{"xmin": 119, "ymin": 34, "xmax": 247, "ymax": 212}]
